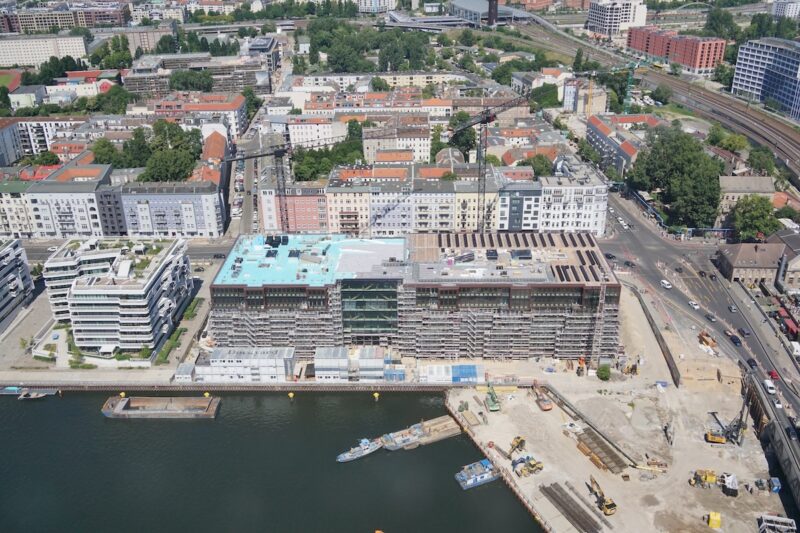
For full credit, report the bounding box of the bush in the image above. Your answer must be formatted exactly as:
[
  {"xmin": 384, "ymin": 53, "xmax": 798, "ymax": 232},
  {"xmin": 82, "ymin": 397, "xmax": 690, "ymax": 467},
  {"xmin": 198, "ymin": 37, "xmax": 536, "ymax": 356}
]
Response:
[
  {"xmin": 182, "ymin": 297, "xmax": 204, "ymax": 320},
  {"xmin": 34, "ymin": 355, "xmax": 55, "ymax": 363},
  {"xmin": 155, "ymin": 327, "xmax": 188, "ymax": 365},
  {"xmin": 596, "ymin": 364, "xmax": 611, "ymax": 381}
]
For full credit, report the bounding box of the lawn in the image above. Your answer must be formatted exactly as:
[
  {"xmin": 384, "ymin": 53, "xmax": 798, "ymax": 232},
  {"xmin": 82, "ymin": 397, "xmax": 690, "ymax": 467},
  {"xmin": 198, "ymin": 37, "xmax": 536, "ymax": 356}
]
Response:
[{"xmin": 0, "ymin": 73, "xmax": 13, "ymax": 87}]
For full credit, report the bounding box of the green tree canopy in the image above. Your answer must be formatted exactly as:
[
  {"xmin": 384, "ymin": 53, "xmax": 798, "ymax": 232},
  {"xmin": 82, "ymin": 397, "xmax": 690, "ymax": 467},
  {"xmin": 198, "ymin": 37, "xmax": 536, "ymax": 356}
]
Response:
[
  {"xmin": 169, "ymin": 70, "xmax": 213, "ymax": 92},
  {"xmin": 370, "ymin": 76, "xmax": 390, "ymax": 91},
  {"xmin": 627, "ymin": 126, "xmax": 723, "ymax": 228},
  {"xmin": 140, "ymin": 149, "xmax": 196, "ymax": 182},
  {"xmin": 748, "ymin": 146, "xmax": 776, "ymax": 175},
  {"xmin": 459, "ymin": 29, "xmax": 475, "ymax": 47},
  {"xmin": 719, "ymin": 133, "xmax": 748, "ymax": 153},
  {"xmin": 242, "ymin": 87, "xmax": 262, "ymax": 120},
  {"xmin": 733, "ymin": 194, "xmax": 780, "ymax": 241},
  {"xmin": 448, "ymin": 111, "xmax": 476, "ymax": 157},
  {"xmin": 651, "ymin": 85, "xmax": 672, "ymax": 104},
  {"xmin": 521, "ymin": 154, "xmax": 553, "ymax": 177}
]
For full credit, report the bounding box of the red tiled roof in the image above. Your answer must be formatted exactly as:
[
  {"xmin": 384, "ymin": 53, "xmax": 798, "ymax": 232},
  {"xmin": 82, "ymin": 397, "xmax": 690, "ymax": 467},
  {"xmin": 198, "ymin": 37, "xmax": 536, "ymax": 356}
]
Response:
[
  {"xmin": 620, "ymin": 140, "xmax": 638, "ymax": 158},
  {"xmin": 202, "ymin": 131, "xmax": 226, "ymax": 160},
  {"xmin": 588, "ymin": 115, "xmax": 612, "ymax": 136}
]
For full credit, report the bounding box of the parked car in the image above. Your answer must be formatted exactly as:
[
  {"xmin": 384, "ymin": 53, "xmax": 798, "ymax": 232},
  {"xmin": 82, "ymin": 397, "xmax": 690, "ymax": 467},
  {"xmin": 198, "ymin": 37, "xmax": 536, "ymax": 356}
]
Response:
[
  {"xmin": 660, "ymin": 279, "xmax": 673, "ymax": 289},
  {"xmin": 746, "ymin": 358, "xmax": 758, "ymax": 369},
  {"xmin": 764, "ymin": 379, "xmax": 777, "ymax": 394},
  {"xmin": 773, "ymin": 397, "xmax": 783, "ymax": 409},
  {"xmin": 787, "ymin": 426, "xmax": 798, "ymax": 440},
  {"xmin": 710, "ymin": 274, "xmax": 718, "ymax": 281},
  {"xmin": 675, "ymin": 266, "xmax": 684, "ymax": 274},
  {"xmin": 730, "ymin": 335, "xmax": 742, "ymax": 347},
  {"xmin": 624, "ymin": 261, "xmax": 636, "ymax": 268},
  {"xmin": 213, "ymin": 253, "xmax": 226, "ymax": 259},
  {"xmin": 47, "ymin": 246, "xmax": 59, "ymax": 252},
  {"xmin": 728, "ymin": 305, "xmax": 738, "ymax": 313},
  {"xmin": 193, "ymin": 266, "xmax": 205, "ymax": 272},
  {"xmin": 769, "ymin": 370, "xmax": 780, "ymax": 381},
  {"xmin": 737, "ymin": 328, "xmax": 751, "ymax": 338},
  {"xmin": 698, "ymin": 270, "xmax": 706, "ymax": 278},
  {"xmin": 604, "ymin": 253, "xmax": 616, "ymax": 260},
  {"xmin": 688, "ymin": 300, "xmax": 700, "ymax": 310},
  {"xmin": 705, "ymin": 313, "xmax": 717, "ymax": 322}
]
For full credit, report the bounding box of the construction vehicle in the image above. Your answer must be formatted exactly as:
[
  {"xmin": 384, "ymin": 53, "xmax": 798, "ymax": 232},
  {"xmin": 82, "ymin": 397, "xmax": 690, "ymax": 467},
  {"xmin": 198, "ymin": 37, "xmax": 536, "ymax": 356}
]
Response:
[
  {"xmin": 486, "ymin": 384, "xmax": 501, "ymax": 412},
  {"xmin": 589, "ymin": 475, "xmax": 617, "ymax": 516},
  {"xmin": 509, "ymin": 436, "xmax": 526, "ymax": 455},
  {"xmin": 512, "ymin": 455, "xmax": 544, "ymax": 477},
  {"xmin": 705, "ymin": 399, "xmax": 748, "ymax": 446},
  {"xmin": 689, "ymin": 469, "xmax": 717, "ymax": 489},
  {"xmin": 533, "ymin": 382, "xmax": 553, "ymax": 411},
  {"xmin": 699, "ymin": 331, "xmax": 717, "ymax": 348}
]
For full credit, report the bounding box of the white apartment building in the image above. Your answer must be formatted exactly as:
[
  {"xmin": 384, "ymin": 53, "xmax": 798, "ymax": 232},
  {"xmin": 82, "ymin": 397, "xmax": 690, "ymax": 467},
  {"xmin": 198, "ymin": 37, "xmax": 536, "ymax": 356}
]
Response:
[
  {"xmin": 287, "ymin": 115, "xmax": 347, "ymax": 148},
  {"xmin": 192, "ymin": 347, "xmax": 296, "ymax": 383},
  {"xmin": 0, "ymin": 35, "xmax": 87, "ymax": 68},
  {"xmin": 412, "ymin": 182, "xmax": 456, "ymax": 233},
  {"xmin": 496, "ymin": 156, "xmax": 608, "ymax": 236},
  {"xmin": 65, "ymin": 239, "xmax": 192, "ymax": 356},
  {"xmin": 120, "ymin": 181, "xmax": 226, "ymax": 238},
  {"xmin": 773, "ymin": 1, "xmax": 800, "ymax": 20},
  {"xmin": 43, "ymin": 239, "xmax": 119, "ymax": 322},
  {"xmin": 0, "ymin": 240, "xmax": 34, "ymax": 330},
  {"xmin": 16, "ymin": 118, "xmax": 87, "ymax": 158},
  {"xmin": 586, "ymin": 0, "xmax": 647, "ymax": 37},
  {"xmin": 358, "ymin": 0, "xmax": 397, "ymax": 13},
  {"xmin": 0, "ymin": 180, "xmax": 34, "ymax": 238},
  {"xmin": 363, "ymin": 125, "xmax": 431, "ymax": 164},
  {"xmin": 27, "ymin": 165, "xmax": 112, "ymax": 239},
  {"xmin": 131, "ymin": 3, "xmax": 186, "ymax": 24},
  {"xmin": 369, "ymin": 181, "xmax": 414, "ymax": 237},
  {"xmin": 185, "ymin": 0, "xmax": 240, "ymax": 14}
]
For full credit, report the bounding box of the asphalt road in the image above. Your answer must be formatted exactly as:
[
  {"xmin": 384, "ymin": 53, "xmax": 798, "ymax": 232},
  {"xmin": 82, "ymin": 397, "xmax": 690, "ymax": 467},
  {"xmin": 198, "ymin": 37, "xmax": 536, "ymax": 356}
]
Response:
[{"xmin": 600, "ymin": 193, "xmax": 800, "ymax": 451}]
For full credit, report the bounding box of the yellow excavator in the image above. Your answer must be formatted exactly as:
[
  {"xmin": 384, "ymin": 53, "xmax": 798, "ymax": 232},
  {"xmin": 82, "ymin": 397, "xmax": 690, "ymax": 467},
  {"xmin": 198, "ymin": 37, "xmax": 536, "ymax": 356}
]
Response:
[{"xmin": 590, "ymin": 475, "xmax": 617, "ymax": 516}]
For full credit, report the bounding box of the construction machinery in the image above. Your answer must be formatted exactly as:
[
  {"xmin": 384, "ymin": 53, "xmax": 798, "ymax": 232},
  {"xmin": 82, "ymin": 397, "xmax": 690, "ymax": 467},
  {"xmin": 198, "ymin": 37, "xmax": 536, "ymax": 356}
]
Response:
[
  {"xmin": 589, "ymin": 475, "xmax": 617, "ymax": 516},
  {"xmin": 689, "ymin": 469, "xmax": 717, "ymax": 489},
  {"xmin": 486, "ymin": 384, "xmax": 501, "ymax": 412},
  {"xmin": 699, "ymin": 330, "xmax": 717, "ymax": 348},
  {"xmin": 706, "ymin": 399, "xmax": 748, "ymax": 446},
  {"xmin": 512, "ymin": 455, "xmax": 544, "ymax": 477},
  {"xmin": 509, "ymin": 436, "xmax": 526, "ymax": 455}
]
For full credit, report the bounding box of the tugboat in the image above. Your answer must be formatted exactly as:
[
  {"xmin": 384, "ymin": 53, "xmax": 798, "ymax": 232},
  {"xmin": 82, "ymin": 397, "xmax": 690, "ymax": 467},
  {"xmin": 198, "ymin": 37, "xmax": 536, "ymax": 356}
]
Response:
[
  {"xmin": 455, "ymin": 459, "xmax": 500, "ymax": 490},
  {"xmin": 337, "ymin": 438, "xmax": 382, "ymax": 463}
]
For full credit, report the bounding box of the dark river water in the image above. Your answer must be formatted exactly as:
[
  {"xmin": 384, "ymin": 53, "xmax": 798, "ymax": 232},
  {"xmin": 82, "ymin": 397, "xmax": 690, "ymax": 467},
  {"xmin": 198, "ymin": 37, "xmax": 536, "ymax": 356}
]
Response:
[{"xmin": 0, "ymin": 392, "xmax": 538, "ymax": 533}]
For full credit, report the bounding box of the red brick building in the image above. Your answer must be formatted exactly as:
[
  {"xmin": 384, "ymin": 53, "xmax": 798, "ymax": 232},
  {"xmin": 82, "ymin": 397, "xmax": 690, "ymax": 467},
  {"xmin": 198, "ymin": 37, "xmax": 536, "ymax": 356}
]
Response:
[{"xmin": 627, "ymin": 26, "xmax": 726, "ymax": 76}]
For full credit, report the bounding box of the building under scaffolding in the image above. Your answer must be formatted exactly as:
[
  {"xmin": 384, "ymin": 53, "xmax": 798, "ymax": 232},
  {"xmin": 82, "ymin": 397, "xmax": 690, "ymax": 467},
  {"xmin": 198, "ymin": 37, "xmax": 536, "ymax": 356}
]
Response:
[{"xmin": 209, "ymin": 232, "xmax": 620, "ymax": 361}]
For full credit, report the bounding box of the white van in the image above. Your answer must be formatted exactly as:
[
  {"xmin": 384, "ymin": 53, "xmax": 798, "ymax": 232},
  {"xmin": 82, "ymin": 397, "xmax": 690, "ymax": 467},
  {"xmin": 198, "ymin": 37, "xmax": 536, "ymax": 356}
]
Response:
[
  {"xmin": 763, "ymin": 379, "xmax": 777, "ymax": 395},
  {"xmin": 660, "ymin": 280, "xmax": 673, "ymax": 289},
  {"xmin": 791, "ymin": 341, "xmax": 800, "ymax": 357}
]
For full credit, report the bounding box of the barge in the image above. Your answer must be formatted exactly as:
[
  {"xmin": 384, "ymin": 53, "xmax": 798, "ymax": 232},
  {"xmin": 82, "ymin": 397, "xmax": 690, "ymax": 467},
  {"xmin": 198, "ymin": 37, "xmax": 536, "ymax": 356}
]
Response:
[
  {"xmin": 455, "ymin": 459, "xmax": 500, "ymax": 490},
  {"xmin": 101, "ymin": 396, "xmax": 220, "ymax": 419}
]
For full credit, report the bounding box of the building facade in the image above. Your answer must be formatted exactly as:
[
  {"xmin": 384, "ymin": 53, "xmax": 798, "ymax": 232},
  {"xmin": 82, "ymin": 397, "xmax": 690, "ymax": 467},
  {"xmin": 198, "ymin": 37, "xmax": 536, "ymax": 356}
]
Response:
[
  {"xmin": 208, "ymin": 233, "xmax": 620, "ymax": 361},
  {"xmin": 193, "ymin": 347, "xmax": 296, "ymax": 383},
  {"xmin": 627, "ymin": 26, "xmax": 725, "ymax": 75},
  {"xmin": 731, "ymin": 38, "xmax": 800, "ymax": 121},
  {"xmin": 773, "ymin": 1, "xmax": 800, "ymax": 20},
  {"xmin": 562, "ymin": 79, "xmax": 608, "ymax": 115},
  {"xmin": 0, "ymin": 35, "xmax": 87, "ymax": 68},
  {"xmin": 357, "ymin": 0, "xmax": 397, "ymax": 13},
  {"xmin": 586, "ymin": 0, "xmax": 647, "ymax": 36}
]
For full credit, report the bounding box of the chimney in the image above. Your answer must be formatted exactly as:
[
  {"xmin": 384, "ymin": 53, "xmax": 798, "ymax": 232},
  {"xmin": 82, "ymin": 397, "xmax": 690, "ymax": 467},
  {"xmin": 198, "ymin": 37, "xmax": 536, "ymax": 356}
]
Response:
[{"xmin": 488, "ymin": 0, "xmax": 498, "ymax": 26}]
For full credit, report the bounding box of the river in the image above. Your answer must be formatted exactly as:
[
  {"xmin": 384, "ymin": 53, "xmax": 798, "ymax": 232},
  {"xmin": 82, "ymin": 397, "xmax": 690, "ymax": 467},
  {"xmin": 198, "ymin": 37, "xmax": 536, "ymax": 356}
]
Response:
[{"xmin": 0, "ymin": 392, "xmax": 538, "ymax": 532}]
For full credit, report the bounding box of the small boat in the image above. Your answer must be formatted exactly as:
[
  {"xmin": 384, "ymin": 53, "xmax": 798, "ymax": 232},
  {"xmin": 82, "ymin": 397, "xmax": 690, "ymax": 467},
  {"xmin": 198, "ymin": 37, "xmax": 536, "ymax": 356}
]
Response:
[
  {"xmin": 381, "ymin": 423, "xmax": 424, "ymax": 451},
  {"xmin": 455, "ymin": 459, "xmax": 500, "ymax": 490},
  {"xmin": 337, "ymin": 438, "xmax": 382, "ymax": 463},
  {"xmin": 17, "ymin": 389, "xmax": 46, "ymax": 400}
]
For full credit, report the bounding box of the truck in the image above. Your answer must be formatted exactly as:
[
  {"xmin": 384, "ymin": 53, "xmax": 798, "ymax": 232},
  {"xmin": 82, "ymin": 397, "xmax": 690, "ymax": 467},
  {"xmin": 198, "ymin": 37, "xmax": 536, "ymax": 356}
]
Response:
[{"xmin": 791, "ymin": 341, "xmax": 800, "ymax": 357}]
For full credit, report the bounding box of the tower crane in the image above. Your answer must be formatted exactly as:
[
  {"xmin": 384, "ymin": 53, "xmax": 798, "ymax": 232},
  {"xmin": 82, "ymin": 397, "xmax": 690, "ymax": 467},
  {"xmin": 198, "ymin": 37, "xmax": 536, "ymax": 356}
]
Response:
[{"xmin": 226, "ymin": 95, "xmax": 528, "ymax": 233}]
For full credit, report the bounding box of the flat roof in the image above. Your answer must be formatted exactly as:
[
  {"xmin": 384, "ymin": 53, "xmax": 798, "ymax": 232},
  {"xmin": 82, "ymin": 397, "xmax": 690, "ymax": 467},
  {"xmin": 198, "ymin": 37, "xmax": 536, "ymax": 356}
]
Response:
[{"xmin": 213, "ymin": 234, "xmax": 406, "ymax": 288}]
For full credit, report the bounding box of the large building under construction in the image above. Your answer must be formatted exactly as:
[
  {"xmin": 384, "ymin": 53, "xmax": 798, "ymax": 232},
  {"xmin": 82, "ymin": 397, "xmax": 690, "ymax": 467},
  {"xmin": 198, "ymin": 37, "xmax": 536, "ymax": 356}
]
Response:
[{"xmin": 209, "ymin": 232, "xmax": 620, "ymax": 360}]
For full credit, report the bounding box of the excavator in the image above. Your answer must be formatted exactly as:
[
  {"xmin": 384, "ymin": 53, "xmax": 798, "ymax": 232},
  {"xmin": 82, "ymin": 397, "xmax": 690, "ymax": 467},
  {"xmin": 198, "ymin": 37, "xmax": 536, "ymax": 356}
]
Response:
[
  {"xmin": 509, "ymin": 436, "xmax": 526, "ymax": 455},
  {"xmin": 512, "ymin": 455, "xmax": 544, "ymax": 477},
  {"xmin": 589, "ymin": 475, "xmax": 617, "ymax": 516},
  {"xmin": 486, "ymin": 384, "xmax": 500, "ymax": 412}
]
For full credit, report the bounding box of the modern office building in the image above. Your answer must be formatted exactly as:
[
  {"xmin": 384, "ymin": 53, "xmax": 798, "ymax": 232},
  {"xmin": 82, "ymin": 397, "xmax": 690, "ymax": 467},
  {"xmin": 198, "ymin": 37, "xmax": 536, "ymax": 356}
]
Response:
[
  {"xmin": 586, "ymin": 0, "xmax": 647, "ymax": 37},
  {"xmin": 0, "ymin": 35, "xmax": 87, "ymax": 68},
  {"xmin": 627, "ymin": 27, "xmax": 725, "ymax": 75},
  {"xmin": 63, "ymin": 239, "xmax": 192, "ymax": 356},
  {"xmin": 0, "ymin": 239, "xmax": 34, "ymax": 330},
  {"xmin": 448, "ymin": 0, "xmax": 533, "ymax": 26},
  {"xmin": 208, "ymin": 232, "xmax": 621, "ymax": 361},
  {"xmin": 192, "ymin": 347, "xmax": 296, "ymax": 383},
  {"xmin": 731, "ymin": 38, "xmax": 800, "ymax": 121},
  {"xmin": 243, "ymin": 37, "xmax": 281, "ymax": 74},
  {"xmin": 130, "ymin": 3, "xmax": 186, "ymax": 24}
]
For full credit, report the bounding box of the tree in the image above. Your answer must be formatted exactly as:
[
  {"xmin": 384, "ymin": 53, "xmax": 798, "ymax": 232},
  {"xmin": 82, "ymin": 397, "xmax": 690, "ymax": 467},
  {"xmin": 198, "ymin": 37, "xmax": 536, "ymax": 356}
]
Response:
[
  {"xmin": 441, "ymin": 171, "xmax": 458, "ymax": 181},
  {"xmin": 33, "ymin": 151, "xmax": 59, "ymax": 165},
  {"xmin": 448, "ymin": 111, "xmax": 476, "ymax": 157},
  {"xmin": 134, "ymin": 46, "xmax": 144, "ymax": 60},
  {"xmin": 669, "ymin": 62, "xmax": 683, "ymax": 76},
  {"xmin": 706, "ymin": 123, "xmax": 727, "ymax": 146},
  {"xmin": 485, "ymin": 154, "xmax": 501, "ymax": 166},
  {"xmin": 596, "ymin": 364, "xmax": 610, "ymax": 381},
  {"xmin": 776, "ymin": 205, "xmax": 800, "ymax": 223},
  {"xmin": 155, "ymin": 35, "xmax": 177, "ymax": 54},
  {"xmin": 91, "ymin": 138, "xmax": 124, "ymax": 167},
  {"xmin": 140, "ymin": 149, "xmax": 196, "ymax": 182},
  {"xmin": 0, "ymin": 87, "xmax": 10, "ymax": 110},
  {"xmin": 459, "ymin": 29, "xmax": 475, "ymax": 47},
  {"xmin": 521, "ymin": 154, "xmax": 553, "ymax": 177},
  {"xmin": 242, "ymin": 87, "xmax": 262, "ymax": 120},
  {"xmin": 69, "ymin": 27, "xmax": 93, "ymax": 46},
  {"xmin": 651, "ymin": 85, "xmax": 672, "ymax": 104},
  {"xmin": 430, "ymin": 125, "xmax": 447, "ymax": 162},
  {"xmin": 748, "ymin": 145, "xmax": 776, "ymax": 175},
  {"xmin": 573, "ymin": 48, "xmax": 583, "ymax": 72},
  {"xmin": 122, "ymin": 128, "xmax": 151, "ymax": 167},
  {"xmin": 705, "ymin": 8, "xmax": 740, "ymax": 41},
  {"xmin": 628, "ymin": 126, "xmax": 723, "ymax": 228},
  {"xmin": 346, "ymin": 119, "xmax": 362, "ymax": 142},
  {"xmin": 713, "ymin": 63, "xmax": 734, "ymax": 89},
  {"xmin": 577, "ymin": 139, "xmax": 600, "ymax": 165},
  {"xmin": 719, "ymin": 133, "xmax": 748, "ymax": 153},
  {"xmin": 169, "ymin": 70, "xmax": 213, "ymax": 91},
  {"xmin": 289, "ymin": 107, "xmax": 302, "ymax": 115},
  {"xmin": 370, "ymin": 76, "xmax": 390, "ymax": 91},
  {"xmin": 437, "ymin": 33, "xmax": 452, "ymax": 47},
  {"xmin": 261, "ymin": 22, "xmax": 276, "ymax": 34},
  {"xmin": 733, "ymin": 194, "xmax": 780, "ymax": 241}
]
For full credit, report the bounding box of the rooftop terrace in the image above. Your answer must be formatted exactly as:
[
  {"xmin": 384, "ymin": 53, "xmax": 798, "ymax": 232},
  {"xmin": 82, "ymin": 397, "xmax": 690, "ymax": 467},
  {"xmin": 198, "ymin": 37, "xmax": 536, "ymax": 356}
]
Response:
[{"xmin": 213, "ymin": 234, "xmax": 406, "ymax": 288}]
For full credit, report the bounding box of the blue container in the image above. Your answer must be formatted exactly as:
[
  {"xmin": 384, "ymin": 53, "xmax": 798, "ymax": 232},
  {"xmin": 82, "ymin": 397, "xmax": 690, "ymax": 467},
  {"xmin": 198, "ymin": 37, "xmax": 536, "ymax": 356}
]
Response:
[{"xmin": 770, "ymin": 477, "xmax": 782, "ymax": 493}]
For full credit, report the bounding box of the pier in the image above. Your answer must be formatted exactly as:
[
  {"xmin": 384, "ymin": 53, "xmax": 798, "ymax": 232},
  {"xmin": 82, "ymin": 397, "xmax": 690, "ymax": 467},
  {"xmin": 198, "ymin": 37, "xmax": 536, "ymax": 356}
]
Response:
[{"xmin": 101, "ymin": 396, "xmax": 221, "ymax": 419}]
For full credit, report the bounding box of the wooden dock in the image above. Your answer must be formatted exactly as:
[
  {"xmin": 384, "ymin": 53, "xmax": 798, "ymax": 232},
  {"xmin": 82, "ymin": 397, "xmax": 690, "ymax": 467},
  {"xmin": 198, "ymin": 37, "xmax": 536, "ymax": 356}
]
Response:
[{"xmin": 101, "ymin": 396, "xmax": 220, "ymax": 419}]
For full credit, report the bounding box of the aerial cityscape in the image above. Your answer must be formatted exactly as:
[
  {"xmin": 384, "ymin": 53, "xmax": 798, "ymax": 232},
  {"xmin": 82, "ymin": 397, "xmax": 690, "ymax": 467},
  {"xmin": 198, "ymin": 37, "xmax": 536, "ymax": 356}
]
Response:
[{"xmin": 0, "ymin": 0, "xmax": 799, "ymax": 530}]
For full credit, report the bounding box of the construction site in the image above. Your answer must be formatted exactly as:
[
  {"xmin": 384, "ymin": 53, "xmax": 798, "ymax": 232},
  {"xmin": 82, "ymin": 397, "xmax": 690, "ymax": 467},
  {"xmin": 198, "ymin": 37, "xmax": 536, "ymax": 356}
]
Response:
[{"xmin": 446, "ymin": 285, "xmax": 790, "ymax": 532}]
